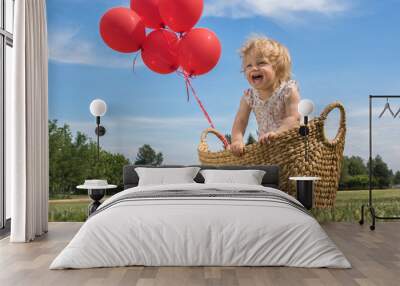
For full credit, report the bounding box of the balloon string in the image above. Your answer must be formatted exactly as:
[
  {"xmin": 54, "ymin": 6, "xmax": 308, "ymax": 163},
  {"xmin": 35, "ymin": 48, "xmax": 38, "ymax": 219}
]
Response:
[
  {"xmin": 132, "ymin": 52, "xmax": 139, "ymax": 73},
  {"xmin": 184, "ymin": 76, "xmax": 190, "ymax": 102},
  {"xmin": 176, "ymin": 70, "xmax": 190, "ymax": 101},
  {"xmin": 177, "ymin": 70, "xmax": 229, "ymax": 148},
  {"xmin": 184, "ymin": 74, "xmax": 215, "ymax": 129}
]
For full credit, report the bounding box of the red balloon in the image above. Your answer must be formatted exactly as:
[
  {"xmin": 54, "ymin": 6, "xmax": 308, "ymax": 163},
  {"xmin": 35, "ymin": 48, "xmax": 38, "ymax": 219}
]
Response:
[
  {"xmin": 130, "ymin": 0, "xmax": 164, "ymax": 29},
  {"xmin": 141, "ymin": 29, "xmax": 180, "ymax": 74},
  {"xmin": 99, "ymin": 7, "xmax": 145, "ymax": 53},
  {"xmin": 159, "ymin": 0, "xmax": 203, "ymax": 33},
  {"xmin": 179, "ymin": 28, "xmax": 221, "ymax": 76}
]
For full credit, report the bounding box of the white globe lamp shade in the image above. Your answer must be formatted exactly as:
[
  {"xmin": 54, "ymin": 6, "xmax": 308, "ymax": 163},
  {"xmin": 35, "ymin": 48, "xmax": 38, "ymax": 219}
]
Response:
[
  {"xmin": 298, "ymin": 99, "xmax": 314, "ymax": 116},
  {"xmin": 90, "ymin": 99, "xmax": 107, "ymax": 117}
]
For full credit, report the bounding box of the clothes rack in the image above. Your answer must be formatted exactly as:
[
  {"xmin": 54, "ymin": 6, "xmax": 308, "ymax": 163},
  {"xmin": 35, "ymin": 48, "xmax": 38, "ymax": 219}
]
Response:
[{"xmin": 359, "ymin": 95, "xmax": 400, "ymax": 230}]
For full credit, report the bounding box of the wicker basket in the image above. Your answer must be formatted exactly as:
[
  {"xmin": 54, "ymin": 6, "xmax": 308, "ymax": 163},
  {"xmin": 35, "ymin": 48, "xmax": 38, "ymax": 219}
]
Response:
[{"xmin": 198, "ymin": 102, "xmax": 346, "ymax": 208}]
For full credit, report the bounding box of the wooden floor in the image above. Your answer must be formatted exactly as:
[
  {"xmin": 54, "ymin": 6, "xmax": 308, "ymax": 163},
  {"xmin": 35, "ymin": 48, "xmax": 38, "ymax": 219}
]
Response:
[{"xmin": 0, "ymin": 222, "xmax": 399, "ymax": 286}]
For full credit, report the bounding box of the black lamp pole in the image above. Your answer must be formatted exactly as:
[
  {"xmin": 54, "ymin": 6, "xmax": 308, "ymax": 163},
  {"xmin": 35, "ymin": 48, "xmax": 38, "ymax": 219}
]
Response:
[
  {"xmin": 299, "ymin": 116, "xmax": 309, "ymax": 162},
  {"xmin": 94, "ymin": 116, "xmax": 106, "ymax": 161},
  {"xmin": 96, "ymin": 116, "xmax": 100, "ymax": 160}
]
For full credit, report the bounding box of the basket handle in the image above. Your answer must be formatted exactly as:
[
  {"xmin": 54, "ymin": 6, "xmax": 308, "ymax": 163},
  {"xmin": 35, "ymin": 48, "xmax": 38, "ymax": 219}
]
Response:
[
  {"xmin": 319, "ymin": 101, "xmax": 346, "ymax": 147},
  {"xmin": 200, "ymin": 128, "xmax": 229, "ymax": 150}
]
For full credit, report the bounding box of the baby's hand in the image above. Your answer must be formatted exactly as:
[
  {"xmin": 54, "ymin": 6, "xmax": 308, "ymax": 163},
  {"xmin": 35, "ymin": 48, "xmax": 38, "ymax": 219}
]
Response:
[
  {"xmin": 259, "ymin": 132, "xmax": 278, "ymax": 144},
  {"xmin": 243, "ymin": 89, "xmax": 251, "ymax": 98},
  {"xmin": 230, "ymin": 140, "xmax": 245, "ymax": 156}
]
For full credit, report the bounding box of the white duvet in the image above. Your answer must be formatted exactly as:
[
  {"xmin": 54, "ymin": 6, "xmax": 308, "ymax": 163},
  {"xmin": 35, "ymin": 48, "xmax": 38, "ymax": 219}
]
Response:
[{"xmin": 50, "ymin": 183, "xmax": 351, "ymax": 269}]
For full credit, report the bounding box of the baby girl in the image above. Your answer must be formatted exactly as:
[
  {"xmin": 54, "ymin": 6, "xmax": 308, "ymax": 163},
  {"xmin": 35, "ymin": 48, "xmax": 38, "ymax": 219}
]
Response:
[{"xmin": 231, "ymin": 35, "xmax": 301, "ymax": 156}]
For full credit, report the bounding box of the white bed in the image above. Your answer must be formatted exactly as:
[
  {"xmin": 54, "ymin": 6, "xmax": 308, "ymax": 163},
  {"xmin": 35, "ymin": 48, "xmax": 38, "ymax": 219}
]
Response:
[{"xmin": 50, "ymin": 183, "xmax": 351, "ymax": 269}]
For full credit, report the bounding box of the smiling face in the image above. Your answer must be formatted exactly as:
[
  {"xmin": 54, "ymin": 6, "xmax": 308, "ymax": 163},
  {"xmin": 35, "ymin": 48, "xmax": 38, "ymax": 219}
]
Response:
[
  {"xmin": 243, "ymin": 51, "xmax": 276, "ymax": 91},
  {"xmin": 240, "ymin": 37, "xmax": 292, "ymax": 93}
]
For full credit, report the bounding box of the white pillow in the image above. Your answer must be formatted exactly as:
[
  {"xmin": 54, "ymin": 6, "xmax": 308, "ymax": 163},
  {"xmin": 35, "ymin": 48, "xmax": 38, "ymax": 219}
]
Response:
[
  {"xmin": 135, "ymin": 167, "xmax": 201, "ymax": 186},
  {"xmin": 200, "ymin": 169, "xmax": 266, "ymax": 185}
]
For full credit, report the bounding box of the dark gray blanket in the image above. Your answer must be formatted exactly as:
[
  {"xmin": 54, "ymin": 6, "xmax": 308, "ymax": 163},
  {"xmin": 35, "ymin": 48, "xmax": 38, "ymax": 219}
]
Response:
[{"xmin": 91, "ymin": 189, "xmax": 309, "ymax": 218}]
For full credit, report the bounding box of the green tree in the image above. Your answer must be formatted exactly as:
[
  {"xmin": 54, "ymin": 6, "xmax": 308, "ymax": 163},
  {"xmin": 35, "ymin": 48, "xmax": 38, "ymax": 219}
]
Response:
[
  {"xmin": 246, "ymin": 133, "xmax": 256, "ymax": 145},
  {"xmin": 339, "ymin": 155, "xmax": 392, "ymax": 190},
  {"xmin": 347, "ymin": 156, "xmax": 367, "ymax": 176},
  {"xmin": 134, "ymin": 144, "xmax": 163, "ymax": 166},
  {"xmin": 393, "ymin": 171, "xmax": 400, "ymax": 185},
  {"xmin": 89, "ymin": 150, "xmax": 130, "ymax": 195},
  {"xmin": 367, "ymin": 155, "xmax": 392, "ymax": 188},
  {"xmin": 344, "ymin": 175, "xmax": 369, "ymax": 190},
  {"xmin": 224, "ymin": 133, "xmax": 256, "ymax": 145},
  {"xmin": 49, "ymin": 120, "xmax": 76, "ymax": 195},
  {"xmin": 225, "ymin": 134, "xmax": 232, "ymax": 144},
  {"xmin": 49, "ymin": 120, "xmax": 130, "ymax": 197},
  {"xmin": 339, "ymin": 156, "xmax": 350, "ymax": 189}
]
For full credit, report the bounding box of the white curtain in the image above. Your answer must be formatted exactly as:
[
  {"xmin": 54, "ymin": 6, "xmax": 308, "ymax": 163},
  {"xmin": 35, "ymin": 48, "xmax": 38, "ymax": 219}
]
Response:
[{"xmin": 8, "ymin": 0, "xmax": 49, "ymax": 242}]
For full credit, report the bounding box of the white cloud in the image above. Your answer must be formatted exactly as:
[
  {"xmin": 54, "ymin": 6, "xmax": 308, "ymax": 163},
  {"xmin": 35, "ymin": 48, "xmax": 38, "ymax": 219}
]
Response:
[
  {"xmin": 48, "ymin": 27, "xmax": 141, "ymax": 68},
  {"xmin": 344, "ymin": 122, "xmax": 400, "ymax": 171},
  {"xmin": 333, "ymin": 109, "xmax": 400, "ymax": 172},
  {"xmin": 63, "ymin": 116, "xmax": 231, "ymax": 131},
  {"xmin": 346, "ymin": 106, "xmax": 393, "ymax": 119},
  {"xmin": 203, "ymin": 0, "xmax": 349, "ymax": 20}
]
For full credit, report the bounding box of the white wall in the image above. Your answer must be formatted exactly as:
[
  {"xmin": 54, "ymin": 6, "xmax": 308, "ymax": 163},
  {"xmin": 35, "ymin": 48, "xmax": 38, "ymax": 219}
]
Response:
[{"xmin": 5, "ymin": 36, "xmax": 13, "ymax": 220}]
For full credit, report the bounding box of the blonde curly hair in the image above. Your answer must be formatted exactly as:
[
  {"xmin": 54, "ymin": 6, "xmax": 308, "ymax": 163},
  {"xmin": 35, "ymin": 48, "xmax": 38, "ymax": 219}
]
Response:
[{"xmin": 240, "ymin": 35, "xmax": 292, "ymax": 90}]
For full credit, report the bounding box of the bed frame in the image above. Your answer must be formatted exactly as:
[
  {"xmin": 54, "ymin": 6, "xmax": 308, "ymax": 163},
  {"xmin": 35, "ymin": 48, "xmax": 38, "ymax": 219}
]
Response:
[{"xmin": 123, "ymin": 165, "xmax": 280, "ymax": 190}]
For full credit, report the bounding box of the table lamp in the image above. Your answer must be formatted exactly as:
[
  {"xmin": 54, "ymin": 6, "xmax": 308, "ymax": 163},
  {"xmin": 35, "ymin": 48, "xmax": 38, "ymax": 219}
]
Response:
[
  {"xmin": 90, "ymin": 99, "xmax": 107, "ymax": 160},
  {"xmin": 298, "ymin": 99, "xmax": 315, "ymax": 161}
]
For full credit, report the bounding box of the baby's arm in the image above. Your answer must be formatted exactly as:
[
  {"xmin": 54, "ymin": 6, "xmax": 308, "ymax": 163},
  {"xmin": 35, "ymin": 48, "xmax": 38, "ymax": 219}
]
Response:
[
  {"xmin": 259, "ymin": 85, "xmax": 301, "ymax": 144},
  {"xmin": 231, "ymin": 90, "xmax": 252, "ymax": 155},
  {"xmin": 276, "ymin": 85, "xmax": 301, "ymax": 133}
]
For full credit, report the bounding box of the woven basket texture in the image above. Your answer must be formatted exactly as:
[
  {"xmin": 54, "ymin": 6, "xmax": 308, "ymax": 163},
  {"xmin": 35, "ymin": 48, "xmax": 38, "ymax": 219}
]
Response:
[{"xmin": 198, "ymin": 102, "xmax": 346, "ymax": 208}]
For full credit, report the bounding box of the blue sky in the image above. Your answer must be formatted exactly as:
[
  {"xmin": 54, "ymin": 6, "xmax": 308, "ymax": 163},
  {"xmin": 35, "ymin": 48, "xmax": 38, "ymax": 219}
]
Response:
[{"xmin": 47, "ymin": 0, "xmax": 400, "ymax": 170}]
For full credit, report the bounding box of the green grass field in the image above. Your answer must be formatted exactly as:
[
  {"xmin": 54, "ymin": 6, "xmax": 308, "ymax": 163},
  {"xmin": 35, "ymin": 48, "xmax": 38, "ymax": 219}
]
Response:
[
  {"xmin": 49, "ymin": 195, "xmax": 108, "ymax": 222},
  {"xmin": 312, "ymin": 189, "xmax": 400, "ymax": 223},
  {"xmin": 49, "ymin": 189, "xmax": 400, "ymax": 223}
]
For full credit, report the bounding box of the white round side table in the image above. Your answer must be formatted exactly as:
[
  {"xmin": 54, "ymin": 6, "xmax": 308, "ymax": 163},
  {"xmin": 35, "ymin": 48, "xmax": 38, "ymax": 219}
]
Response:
[
  {"xmin": 77, "ymin": 182, "xmax": 117, "ymax": 215},
  {"xmin": 289, "ymin": 177, "xmax": 321, "ymax": 210}
]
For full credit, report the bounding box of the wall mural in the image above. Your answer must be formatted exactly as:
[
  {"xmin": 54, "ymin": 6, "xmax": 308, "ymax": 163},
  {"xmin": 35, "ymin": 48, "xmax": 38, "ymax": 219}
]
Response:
[{"xmin": 47, "ymin": 0, "xmax": 400, "ymax": 223}]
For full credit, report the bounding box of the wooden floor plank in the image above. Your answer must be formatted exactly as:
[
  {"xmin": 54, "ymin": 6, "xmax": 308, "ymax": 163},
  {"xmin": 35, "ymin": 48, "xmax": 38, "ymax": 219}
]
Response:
[{"xmin": 0, "ymin": 222, "xmax": 399, "ymax": 286}]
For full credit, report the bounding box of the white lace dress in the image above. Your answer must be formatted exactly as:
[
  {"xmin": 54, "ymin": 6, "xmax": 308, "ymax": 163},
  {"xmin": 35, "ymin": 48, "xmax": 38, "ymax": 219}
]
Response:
[{"xmin": 242, "ymin": 80, "xmax": 299, "ymax": 137}]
